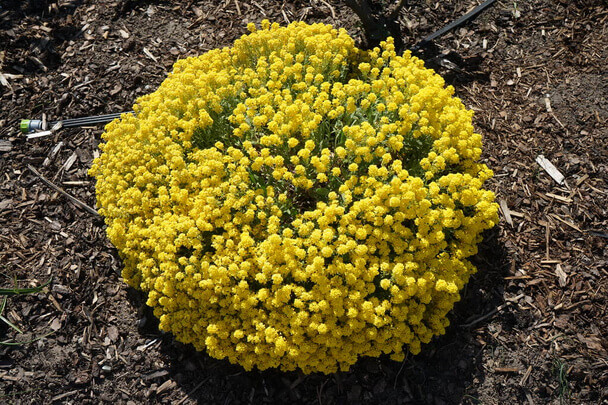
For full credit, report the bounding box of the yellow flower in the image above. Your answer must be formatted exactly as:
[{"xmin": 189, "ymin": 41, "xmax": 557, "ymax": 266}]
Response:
[{"xmin": 89, "ymin": 21, "xmax": 498, "ymax": 375}]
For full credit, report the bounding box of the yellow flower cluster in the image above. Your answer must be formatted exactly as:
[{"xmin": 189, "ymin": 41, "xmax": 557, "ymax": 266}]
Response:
[{"xmin": 89, "ymin": 21, "xmax": 498, "ymax": 374}]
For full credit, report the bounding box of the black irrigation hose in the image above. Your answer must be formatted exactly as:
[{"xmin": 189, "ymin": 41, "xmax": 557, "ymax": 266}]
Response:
[
  {"xmin": 51, "ymin": 112, "xmax": 133, "ymax": 127},
  {"xmin": 412, "ymin": 0, "xmax": 498, "ymax": 50},
  {"xmin": 21, "ymin": 112, "xmax": 134, "ymax": 133}
]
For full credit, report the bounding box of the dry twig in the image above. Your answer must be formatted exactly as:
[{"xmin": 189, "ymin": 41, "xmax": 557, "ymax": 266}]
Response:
[{"xmin": 27, "ymin": 164, "xmax": 99, "ymax": 216}]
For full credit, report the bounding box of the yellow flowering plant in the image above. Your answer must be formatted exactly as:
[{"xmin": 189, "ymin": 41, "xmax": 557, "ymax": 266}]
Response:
[{"xmin": 89, "ymin": 20, "xmax": 498, "ymax": 374}]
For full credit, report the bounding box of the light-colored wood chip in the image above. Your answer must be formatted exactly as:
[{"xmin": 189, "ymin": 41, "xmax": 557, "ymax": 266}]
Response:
[
  {"xmin": 0, "ymin": 73, "xmax": 9, "ymax": 88},
  {"xmin": 43, "ymin": 141, "xmax": 64, "ymax": 167},
  {"xmin": 62, "ymin": 152, "xmax": 78, "ymax": 172},
  {"xmin": 549, "ymin": 213, "xmax": 582, "ymax": 232},
  {"xmin": 520, "ymin": 366, "xmax": 533, "ymax": 386},
  {"xmin": 499, "ymin": 198, "xmax": 513, "ymax": 226},
  {"xmin": 509, "ymin": 210, "xmax": 525, "ymax": 218},
  {"xmin": 546, "ymin": 193, "xmax": 572, "ymax": 204},
  {"xmin": 544, "ymin": 95, "xmax": 552, "ymax": 112},
  {"xmin": 555, "ymin": 263, "xmax": 568, "ymax": 287},
  {"xmin": 574, "ymin": 174, "xmax": 589, "ymax": 187},
  {"xmin": 536, "ymin": 155, "xmax": 565, "ymax": 185},
  {"xmin": 143, "ymin": 47, "xmax": 158, "ymax": 62},
  {"xmin": 157, "ymin": 379, "xmax": 177, "ymax": 394},
  {"xmin": 0, "ymin": 140, "xmax": 12, "ymax": 152}
]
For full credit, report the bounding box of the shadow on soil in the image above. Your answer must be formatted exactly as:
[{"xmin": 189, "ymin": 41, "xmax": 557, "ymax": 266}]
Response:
[{"xmin": 126, "ymin": 226, "xmax": 510, "ymax": 404}]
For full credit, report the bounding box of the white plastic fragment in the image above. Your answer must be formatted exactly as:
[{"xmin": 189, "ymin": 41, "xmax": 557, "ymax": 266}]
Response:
[
  {"xmin": 26, "ymin": 130, "xmax": 53, "ymax": 139},
  {"xmin": 26, "ymin": 121, "xmax": 62, "ymax": 140}
]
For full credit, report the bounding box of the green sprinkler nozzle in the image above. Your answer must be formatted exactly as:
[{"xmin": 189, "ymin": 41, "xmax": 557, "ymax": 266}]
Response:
[{"xmin": 20, "ymin": 119, "xmax": 44, "ymax": 134}]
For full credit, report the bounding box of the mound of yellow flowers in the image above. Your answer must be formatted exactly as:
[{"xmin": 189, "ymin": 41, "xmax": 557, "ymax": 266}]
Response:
[{"xmin": 90, "ymin": 20, "xmax": 498, "ymax": 374}]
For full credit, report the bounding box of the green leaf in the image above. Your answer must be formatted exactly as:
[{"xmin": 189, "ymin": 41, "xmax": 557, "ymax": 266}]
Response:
[
  {"xmin": 0, "ymin": 314, "xmax": 23, "ymax": 334},
  {"xmin": 0, "ymin": 331, "xmax": 55, "ymax": 346},
  {"xmin": 0, "ymin": 277, "xmax": 52, "ymax": 296},
  {"xmin": 315, "ymin": 187, "xmax": 331, "ymax": 200}
]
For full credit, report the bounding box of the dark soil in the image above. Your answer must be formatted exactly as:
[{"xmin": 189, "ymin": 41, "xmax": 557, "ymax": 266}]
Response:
[{"xmin": 1, "ymin": 1, "xmax": 606, "ymax": 404}]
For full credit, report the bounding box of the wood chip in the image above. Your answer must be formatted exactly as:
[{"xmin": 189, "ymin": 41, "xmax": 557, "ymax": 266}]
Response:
[
  {"xmin": 192, "ymin": 6, "xmax": 203, "ymax": 17},
  {"xmin": 545, "ymin": 193, "xmax": 572, "ymax": 204},
  {"xmin": 143, "ymin": 47, "xmax": 158, "ymax": 62},
  {"xmin": 578, "ymin": 334, "xmax": 607, "ymax": 353},
  {"xmin": 106, "ymin": 325, "xmax": 119, "ymax": 342},
  {"xmin": 544, "ymin": 95, "xmax": 552, "ymax": 112},
  {"xmin": 499, "ymin": 198, "xmax": 513, "ymax": 226},
  {"xmin": 144, "ymin": 369, "xmax": 169, "ymax": 380},
  {"xmin": 536, "ymin": 155, "xmax": 565, "ymax": 185},
  {"xmin": 50, "ymin": 390, "xmax": 79, "ymax": 402},
  {"xmin": 156, "ymin": 379, "xmax": 177, "ymax": 394},
  {"xmin": 549, "ymin": 213, "xmax": 582, "ymax": 232},
  {"xmin": 574, "ymin": 174, "xmax": 589, "ymax": 187},
  {"xmin": 545, "ymin": 221, "xmax": 551, "ymax": 260},
  {"xmin": 48, "ymin": 293, "xmax": 64, "ymax": 312},
  {"xmin": 136, "ymin": 338, "xmax": 160, "ymax": 351},
  {"xmin": 62, "ymin": 152, "xmax": 78, "ymax": 172},
  {"xmin": 109, "ymin": 83, "xmax": 122, "ymax": 95},
  {"xmin": 0, "ymin": 139, "xmax": 12, "ymax": 152},
  {"xmin": 0, "ymin": 199, "xmax": 13, "ymax": 210},
  {"xmin": 43, "ymin": 142, "xmax": 64, "ymax": 167},
  {"xmin": 1, "ymin": 73, "xmax": 23, "ymax": 80},
  {"xmin": 72, "ymin": 79, "xmax": 94, "ymax": 90},
  {"xmin": 509, "ymin": 210, "xmax": 525, "ymax": 218},
  {"xmin": 504, "ymin": 275, "xmax": 532, "ymax": 280},
  {"xmin": 555, "ymin": 263, "xmax": 568, "ymax": 287},
  {"xmin": 0, "ymin": 72, "xmax": 10, "ymax": 88},
  {"xmin": 29, "ymin": 56, "xmax": 48, "ymax": 71},
  {"xmin": 520, "ymin": 366, "xmax": 533, "ymax": 386},
  {"xmin": 49, "ymin": 317, "xmax": 62, "ymax": 331}
]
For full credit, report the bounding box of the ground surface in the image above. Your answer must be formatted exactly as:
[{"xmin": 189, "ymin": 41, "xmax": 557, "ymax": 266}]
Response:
[{"xmin": 0, "ymin": 0, "xmax": 606, "ymax": 404}]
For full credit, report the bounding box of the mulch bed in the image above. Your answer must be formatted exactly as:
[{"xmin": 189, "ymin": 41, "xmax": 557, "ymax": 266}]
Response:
[{"xmin": 0, "ymin": 0, "xmax": 606, "ymax": 403}]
